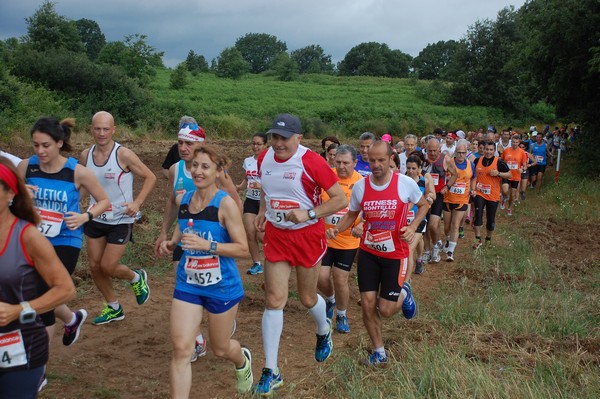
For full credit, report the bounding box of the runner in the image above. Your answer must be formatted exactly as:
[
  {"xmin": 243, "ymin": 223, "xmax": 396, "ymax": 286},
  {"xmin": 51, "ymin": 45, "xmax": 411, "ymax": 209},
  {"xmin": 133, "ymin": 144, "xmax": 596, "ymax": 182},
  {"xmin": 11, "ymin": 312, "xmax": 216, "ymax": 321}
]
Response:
[
  {"xmin": 355, "ymin": 132, "xmax": 375, "ymax": 177},
  {"xmin": 158, "ymin": 145, "xmax": 253, "ymax": 397},
  {"xmin": 423, "ymin": 139, "xmax": 458, "ymax": 263},
  {"xmin": 501, "ymin": 133, "xmax": 529, "ymax": 215},
  {"xmin": 405, "ymin": 153, "xmax": 435, "ymax": 275},
  {"xmin": 517, "ymin": 141, "xmax": 536, "ymax": 201},
  {"xmin": 81, "ymin": 111, "xmax": 156, "ymax": 325},
  {"xmin": 0, "ymin": 158, "xmax": 75, "ymax": 399},
  {"xmin": 325, "ymin": 143, "xmax": 339, "ymax": 168},
  {"xmin": 254, "ymin": 114, "xmax": 347, "ymax": 396},
  {"xmin": 471, "ymin": 141, "xmax": 512, "ymax": 248},
  {"xmin": 440, "ymin": 132, "xmax": 456, "ymax": 156},
  {"xmin": 398, "ymin": 134, "xmax": 418, "ymax": 174},
  {"xmin": 442, "ymin": 140, "xmax": 474, "ymax": 261},
  {"xmin": 237, "ymin": 132, "xmax": 268, "ymax": 275},
  {"xmin": 160, "ymin": 116, "xmax": 197, "ymax": 178},
  {"xmin": 529, "ymin": 132, "xmax": 552, "ymax": 192},
  {"xmin": 326, "ymin": 141, "xmax": 428, "ymax": 365},
  {"xmin": 17, "ymin": 116, "xmax": 110, "ymax": 390},
  {"xmin": 317, "ymin": 144, "xmax": 363, "ymax": 333},
  {"xmin": 319, "ymin": 136, "xmax": 340, "ymax": 160}
]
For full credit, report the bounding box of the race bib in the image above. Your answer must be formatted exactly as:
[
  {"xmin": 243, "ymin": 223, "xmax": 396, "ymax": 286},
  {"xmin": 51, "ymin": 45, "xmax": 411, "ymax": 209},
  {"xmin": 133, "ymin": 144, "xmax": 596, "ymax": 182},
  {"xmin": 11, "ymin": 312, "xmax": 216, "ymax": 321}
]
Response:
[
  {"xmin": 430, "ymin": 173, "xmax": 439, "ymax": 186},
  {"xmin": 535, "ymin": 155, "xmax": 544, "ymax": 163},
  {"xmin": 88, "ymin": 203, "xmax": 114, "ymax": 222},
  {"xmin": 324, "ymin": 208, "xmax": 348, "ymax": 226},
  {"xmin": 37, "ymin": 208, "xmax": 63, "ymax": 238},
  {"xmin": 476, "ymin": 182, "xmax": 491, "ymax": 195},
  {"xmin": 269, "ymin": 199, "xmax": 300, "ymax": 223},
  {"xmin": 449, "ymin": 182, "xmax": 467, "ymax": 195},
  {"xmin": 507, "ymin": 161, "xmax": 519, "ymax": 170},
  {"xmin": 247, "ymin": 181, "xmax": 261, "ymax": 199},
  {"xmin": 0, "ymin": 330, "xmax": 27, "ymax": 369},
  {"xmin": 406, "ymin": 210, "xmax": 415, "ymax": 225},
  {"xmin": 364, "ymin": 231, "xmax": 395, "ymax": 253},
  {"xmin": 184, "ymin": 255, "xmax": 222, "ymax": 287}
]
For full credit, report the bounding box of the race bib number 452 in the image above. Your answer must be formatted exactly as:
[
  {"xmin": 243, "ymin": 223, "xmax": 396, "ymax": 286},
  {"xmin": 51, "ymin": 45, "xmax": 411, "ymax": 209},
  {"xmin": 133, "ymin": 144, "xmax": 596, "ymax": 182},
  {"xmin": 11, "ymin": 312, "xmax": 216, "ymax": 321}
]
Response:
[{"xmin": 184, "ymin": 255, "xmax": 222, "ymax": 287}]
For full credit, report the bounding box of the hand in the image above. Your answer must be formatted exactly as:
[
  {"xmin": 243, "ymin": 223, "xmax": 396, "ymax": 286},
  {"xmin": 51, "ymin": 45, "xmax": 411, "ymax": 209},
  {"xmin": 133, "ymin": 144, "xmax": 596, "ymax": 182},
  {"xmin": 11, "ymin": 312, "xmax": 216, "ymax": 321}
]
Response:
[
  {"xmin": 25, "ymin": 184, "xmax": 38, "ymax": 199},
  {"xmin": 350, "ymin": 223, "xmax": 363, "ymax": 238},
  {"xmin": 0, "ymin": 302, "xmax": 19, "ymax": 327},
  {"xmin": 285, "ymin": 209, "xmax": 309, "ymax": 224},
  {"xmin": 326, "ymin": 228, "xmax": 339, "ymax": 239},
  {"xmin": 121, "ymin": 201, "xmax": 140, "ymax": 217},
  {"xmin": 440, "ymin": 186, "xmax": 448, "ymax": 195},
  {"xmin": 64, "ymin": 212, "xmax": 86, "ymax": 230},
  {"xmin": 490, "ymin": 169, "xmax": 499, "ymax": 177},
  {"xmin": 159, "ymin": 240, "xmax": 177, "ymax": 256},
  {"xmin": 154, "ymin": 232, "xmax": 167, "ymax": 257},
  {"xmin": 181, "ymin": 233, "xmax": 207, "ymax": 252},
  {"xmin": 400, "ymin": 225, "xmax": 416, "ymax": 243},
  {"xmin": 254, "ymin": 213, "xmax": 266, "ymax": 232}
]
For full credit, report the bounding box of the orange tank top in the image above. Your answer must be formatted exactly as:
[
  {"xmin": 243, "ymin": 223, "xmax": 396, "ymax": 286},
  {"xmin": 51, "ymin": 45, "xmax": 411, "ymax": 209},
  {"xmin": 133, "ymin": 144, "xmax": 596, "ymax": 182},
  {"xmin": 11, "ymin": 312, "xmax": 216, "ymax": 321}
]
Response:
[
  {"xmin": 475, "ymin": 157, "xmax": 501, "ymax": 201},
  {"xmin": 322, "ymin": 170, "xmax": 362, "ymax": 249},
  {"xmin": 444, "ymin": 160, "xmax": 473, "ymax": 205}
]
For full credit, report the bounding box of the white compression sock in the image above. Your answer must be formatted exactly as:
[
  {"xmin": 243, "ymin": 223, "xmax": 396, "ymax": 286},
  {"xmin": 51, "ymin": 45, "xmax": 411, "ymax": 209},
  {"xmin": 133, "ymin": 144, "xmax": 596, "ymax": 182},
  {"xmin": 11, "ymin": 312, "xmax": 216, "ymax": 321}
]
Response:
[
  {"xmin": 308, "ymin": 295, "xmax": 329, "ymax": 335},
  {"xmin": 262, "ymin": 309, "xmax": 283, "ymax": 371}
]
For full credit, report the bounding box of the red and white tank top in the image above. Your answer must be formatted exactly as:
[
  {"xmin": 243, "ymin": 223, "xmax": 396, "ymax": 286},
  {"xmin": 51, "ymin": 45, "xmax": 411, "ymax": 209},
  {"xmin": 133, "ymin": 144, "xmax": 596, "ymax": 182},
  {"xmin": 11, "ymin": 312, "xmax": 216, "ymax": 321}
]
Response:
[{"xmin": 258, "ymin": 145, "xmax": 337, "ymax": 230}]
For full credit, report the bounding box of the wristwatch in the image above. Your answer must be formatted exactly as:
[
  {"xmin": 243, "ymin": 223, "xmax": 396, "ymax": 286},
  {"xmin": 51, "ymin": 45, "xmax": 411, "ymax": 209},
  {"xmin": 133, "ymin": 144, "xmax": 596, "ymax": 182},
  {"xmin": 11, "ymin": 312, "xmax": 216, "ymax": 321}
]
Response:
[
  {"xmin": 19, "ymin": 301, "xmax": 37, "ymax": 324},
  {"xmin": 307, "ymin": 209, "xmax": 317, "ymax": 220},
  {"xmin": 208, "ymin": 240, "xmax": 218, "ymax": 254}
]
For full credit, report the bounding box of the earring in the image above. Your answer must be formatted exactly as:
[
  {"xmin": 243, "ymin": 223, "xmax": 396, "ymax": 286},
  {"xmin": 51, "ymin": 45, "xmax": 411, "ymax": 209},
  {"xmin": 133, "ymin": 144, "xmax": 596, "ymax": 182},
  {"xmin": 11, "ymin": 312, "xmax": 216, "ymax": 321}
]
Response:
[{"xmin": 8, "ymin": 199, "xmax": 13, "ymax": 206}]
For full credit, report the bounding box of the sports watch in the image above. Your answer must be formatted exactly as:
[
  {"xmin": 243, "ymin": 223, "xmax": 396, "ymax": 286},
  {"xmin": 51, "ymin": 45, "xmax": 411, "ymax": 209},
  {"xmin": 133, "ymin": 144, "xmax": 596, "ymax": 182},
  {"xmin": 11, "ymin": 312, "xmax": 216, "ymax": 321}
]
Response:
[
  {"xmin": 307, "ymin": 209, "xmax": 317, "ymax": 220},
  {"xmin": 19, "ymin": 301, "xmax": 37, "ymax": 324}
]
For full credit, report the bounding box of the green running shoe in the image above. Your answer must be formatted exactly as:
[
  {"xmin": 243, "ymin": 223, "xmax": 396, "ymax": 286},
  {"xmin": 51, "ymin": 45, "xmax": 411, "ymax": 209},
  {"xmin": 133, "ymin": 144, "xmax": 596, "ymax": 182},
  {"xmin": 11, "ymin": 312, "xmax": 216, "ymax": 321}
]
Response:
[
  {"xmin": 131, "ymin": 269, "xmax": 150, "ymax": 305},
  {"xmin": 235, "ymin": 347, "xmax": 253, "ymax": 393},
  {"xmin": 92, "ymin": 304, "xmax": 125, "ymax": 325}
]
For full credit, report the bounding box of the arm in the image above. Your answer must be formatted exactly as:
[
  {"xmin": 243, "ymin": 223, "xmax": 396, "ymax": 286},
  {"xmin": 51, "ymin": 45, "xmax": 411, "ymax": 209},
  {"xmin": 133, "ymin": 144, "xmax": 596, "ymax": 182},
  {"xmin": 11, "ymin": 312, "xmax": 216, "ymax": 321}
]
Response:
[
  {"xmin": 325, "ymin": 209, "xmax": 360, "ymax": 239},
  {"xmin": 400, "ymin": 195, "xmax": 429, "ymax": 241},
  {"xmin": 0, "ymin": 226, "xmax": 76, "ymax": 326},
  {"xmin": 236, "ymin": 177, "xmax": 247, "ymax": 192},
  {"xmin": 441, "ymin": 155, "xmax": 458, "ymax": 194},
  {"xmin": 78, "ymin": 148, "xmax": 91, "ymax": 200},
  {"xmin": 66, "ymin": 165, "xmax": 110, "ymax": 230},
  {"xmin": 119, "ymin": 148, "xmax": 157, "ymax": 217},
  {"xmin": 154, "ymin": 164, "xmax": 179, "ymax": 257},
  {"xmin": 217, "ymin": 171, "xmax": 243, "ymax": 213},
  {"xmin": 285, "ymin": 182, "xmax": 348, "ymax": 224},
  {"xmin": 423, "ymin": 173, "xmax": 436, "ymax": 204}
]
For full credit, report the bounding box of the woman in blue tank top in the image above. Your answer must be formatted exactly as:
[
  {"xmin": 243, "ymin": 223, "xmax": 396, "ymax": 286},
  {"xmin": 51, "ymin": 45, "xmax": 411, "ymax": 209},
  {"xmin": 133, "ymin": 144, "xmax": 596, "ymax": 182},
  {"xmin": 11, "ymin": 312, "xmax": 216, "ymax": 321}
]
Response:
[
  {"xmin": 16, "ymin": 117, "xmax": 109, "ymax": 369},
  {"xmin": 158, "ymin": 145, "xmax": 253, "ymax": 396}
]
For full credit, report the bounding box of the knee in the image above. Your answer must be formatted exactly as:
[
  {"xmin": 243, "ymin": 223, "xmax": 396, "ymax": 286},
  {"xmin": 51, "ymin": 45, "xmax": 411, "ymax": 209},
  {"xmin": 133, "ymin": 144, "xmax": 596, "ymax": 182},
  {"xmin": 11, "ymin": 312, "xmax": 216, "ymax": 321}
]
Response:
[
  {"xmin": 211, "ymin": 342, "xmax": 230, "ymax": 359},
  {"xmin": 172, "ymin": 339, "xmax": 193, "ymax": 360},
  {"xmin": 299, "ymin": 292, "xmax": 317, "ymax": 308},
  {"xmin": 265, "ymin": 291, "xmax": 286, "ymax": 309},
  {"xmin": 379, "ymin": 306, "xmax": 396, "ymax": 318}
]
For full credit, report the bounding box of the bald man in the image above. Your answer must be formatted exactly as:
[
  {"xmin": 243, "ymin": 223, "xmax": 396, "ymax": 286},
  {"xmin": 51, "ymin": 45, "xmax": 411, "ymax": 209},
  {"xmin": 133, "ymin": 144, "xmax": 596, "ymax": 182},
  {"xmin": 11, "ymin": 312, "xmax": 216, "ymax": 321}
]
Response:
[{"xmin": 81, "ymin": 111, "xmax": 157, "ymax": 325}]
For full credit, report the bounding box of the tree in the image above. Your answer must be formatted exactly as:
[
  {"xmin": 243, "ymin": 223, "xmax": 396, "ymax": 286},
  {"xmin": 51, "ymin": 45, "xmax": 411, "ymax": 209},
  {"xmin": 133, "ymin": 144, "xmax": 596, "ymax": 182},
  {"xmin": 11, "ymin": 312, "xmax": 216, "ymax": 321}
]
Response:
[
  {"xmin": 170, "ymin": 62, "xmax": 188, "ymax": 89},
  {"xmin": 24, "ymin": 1, "xmax": 84, "ymax": 53},
  {"xmin": 412, "ymin": 40, "xmax": 460, "ymax": 80},
  {"xmin": 271, "ymin": 53, "xmax": 299, "ymax": 81},
  {"xmin": 234, "ymin": 33, "xmax": 287, "ymax": 73},
  {"xmin": 185, "ymin": 50, "xmax": 209, "ymax": 74},
  {"xmin": 215, "ymin": 47, "xmax": 249, "ymax": 79},
  {"xmin": 338, "ymin": 42, "xmax": 410, "ymax": 78},
  {"xmin": 291, "ymin": 45, "xmax": 334, "ymax": 74},
  {"xmin": 385, "ymin": 49, "xmax": 412, "ymax": 78},
  {"xmin": 75, "ymin": 18, "xmax": 106, "ymax": 60}
]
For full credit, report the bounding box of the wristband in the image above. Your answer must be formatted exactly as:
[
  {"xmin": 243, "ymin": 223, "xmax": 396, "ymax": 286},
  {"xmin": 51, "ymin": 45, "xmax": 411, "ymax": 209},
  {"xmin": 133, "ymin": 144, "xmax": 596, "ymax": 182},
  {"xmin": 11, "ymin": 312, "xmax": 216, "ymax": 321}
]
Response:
[{"xmin": 87, "ymin": 211, "xmax": 94, "ymax": 222}]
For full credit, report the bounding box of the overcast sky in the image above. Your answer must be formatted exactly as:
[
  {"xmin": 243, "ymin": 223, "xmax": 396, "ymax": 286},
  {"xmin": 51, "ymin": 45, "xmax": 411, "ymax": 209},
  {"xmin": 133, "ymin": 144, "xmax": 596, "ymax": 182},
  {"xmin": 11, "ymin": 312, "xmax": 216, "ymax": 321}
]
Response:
[{"xmin": 0, "ymin": 0, "xmax": 526, "ymax": 68}]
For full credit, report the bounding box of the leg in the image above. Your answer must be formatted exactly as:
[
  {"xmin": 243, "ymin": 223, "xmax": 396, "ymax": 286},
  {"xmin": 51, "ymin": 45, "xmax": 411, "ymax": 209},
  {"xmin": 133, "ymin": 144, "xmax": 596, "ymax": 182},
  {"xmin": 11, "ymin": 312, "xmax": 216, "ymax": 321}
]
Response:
[
  {"xmin": 207, "ymin": 305, "xmax": 244, "ymax": 367},
  {"xmin": 317, "ymin": 265, "xmax": 334, "ymax": 299},
  {"xmin": 485, "ymin": 200, "xmax": 500, "ymax": 240},
  {"xmin": 360, "ymin": 291, "xmax": 382, "ymax": 347},
  {"xmin": 98, "ymin": 243, "xmax": 136, "ymax": 302},
  {"xmin": 170, "ymin": 298, "xmax": 203, "ymax": 399},
  {"xmin": 332, "ymin": 267, "xmax": 350, "ymax": 314},
  {"xmin": 242, "ymin": 213, "xmax": 261, "ymax": 264},
  {"xmin": 262, "ymin": 261, "xmax": 291, "ymax": 370},
  {"xmin": 87, "ymin": 237, "xmax": 118, "ymax": 303}
]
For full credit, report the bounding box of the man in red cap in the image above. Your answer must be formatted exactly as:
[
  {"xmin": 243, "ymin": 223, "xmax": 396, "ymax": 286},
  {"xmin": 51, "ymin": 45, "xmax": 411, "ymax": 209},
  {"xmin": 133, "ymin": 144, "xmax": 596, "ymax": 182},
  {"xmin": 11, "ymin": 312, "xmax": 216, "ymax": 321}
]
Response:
[{"xmin": 441, "ymin": 132, "xmax": 457, "ymax": 156}]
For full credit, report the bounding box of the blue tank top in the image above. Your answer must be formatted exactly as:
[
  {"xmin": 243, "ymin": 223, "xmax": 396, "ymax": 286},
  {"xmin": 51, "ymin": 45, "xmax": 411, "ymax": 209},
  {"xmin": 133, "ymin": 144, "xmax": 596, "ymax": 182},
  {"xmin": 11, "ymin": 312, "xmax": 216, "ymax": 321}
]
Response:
[
  {"xmin": 26, "ymin": 156, "xmax": 82, "ymax": 248},
  {"xmin": 173, "ymin": 160, "xmax": 196, "ymax": 198},
  {"xmin": 531, "ymin": 142, "xmax": 547, "ymax": 165},
  {"xmin": 175, "ymin": 190, "xmax": 244, "ymax": 301},
  {"xmin": 412, "ymin": 176, "xmax": 427, "ymax": 221}
]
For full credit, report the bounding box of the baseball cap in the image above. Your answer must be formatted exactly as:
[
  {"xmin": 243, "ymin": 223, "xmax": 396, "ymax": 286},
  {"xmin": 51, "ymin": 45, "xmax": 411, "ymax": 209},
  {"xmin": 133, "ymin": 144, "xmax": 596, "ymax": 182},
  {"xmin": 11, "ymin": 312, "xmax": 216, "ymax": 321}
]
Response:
[
  {"xmin": 267, "ymin": 114, "xmax": 301, "ymax": 138},
  {"xmin": 487, "ymin": 125, "xmax": 496, "ymax": 133},
  {"xmin": 381, "ymin": 133, "xmax": 392, "ymax": 143},
  {"xmin": 447, "ymin": 132, "xmax": 457, "ymax": 140},
  {"xmin": 178, "ymin": 126, "xmax": 205, "ymax": 142},
  {"xmin": 456, "ymin": 130, "xmax": 465, "ymax": 139}
]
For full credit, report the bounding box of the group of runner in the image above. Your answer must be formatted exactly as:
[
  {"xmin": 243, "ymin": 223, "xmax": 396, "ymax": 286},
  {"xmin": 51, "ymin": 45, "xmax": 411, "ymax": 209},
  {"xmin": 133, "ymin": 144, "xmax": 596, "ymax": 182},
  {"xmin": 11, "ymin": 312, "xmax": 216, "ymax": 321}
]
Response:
[{"xmin": 0, "ymin": 114, "xmax": 560, "ymax": 398}]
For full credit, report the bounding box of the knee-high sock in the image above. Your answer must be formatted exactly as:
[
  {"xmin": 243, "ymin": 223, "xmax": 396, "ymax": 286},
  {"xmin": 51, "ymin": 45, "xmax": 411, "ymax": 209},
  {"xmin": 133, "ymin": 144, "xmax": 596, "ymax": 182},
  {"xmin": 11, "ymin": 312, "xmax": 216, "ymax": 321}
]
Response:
[
  {"xmin": 308, "ymin": 295, "xmax": 329, "ymax": 335},
  {"xmin": 262, "ymin": 308, "xmax": 283, "ymax": 370}
]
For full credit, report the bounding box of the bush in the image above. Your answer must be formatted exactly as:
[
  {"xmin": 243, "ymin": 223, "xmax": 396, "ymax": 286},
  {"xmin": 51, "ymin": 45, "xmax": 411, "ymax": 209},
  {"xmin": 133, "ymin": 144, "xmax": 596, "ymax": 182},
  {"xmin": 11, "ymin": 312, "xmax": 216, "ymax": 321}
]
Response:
[{"xmin": 170, "ymin": 63, "xmax": 187, "ymax": 89}]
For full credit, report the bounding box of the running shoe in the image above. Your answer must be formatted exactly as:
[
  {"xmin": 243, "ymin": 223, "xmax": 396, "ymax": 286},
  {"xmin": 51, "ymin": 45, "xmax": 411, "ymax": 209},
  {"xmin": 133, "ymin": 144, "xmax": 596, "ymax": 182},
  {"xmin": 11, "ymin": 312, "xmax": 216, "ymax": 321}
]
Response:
[
  {"xmin": 255, "ymin": 368, "xmax": 283, "ymax": 396},
  {"xmin": 472, "ymin": 239, "xmax": 482, "ymax": 250},
  {"xmin": 361, "ymin": 351, "xmax": 388, "ymax": 366},
  {"xmin": 431, "ymin": 244, "xmax": 441, "ymax": 263},
  {"xmin": 335, "ymin": 315, "xmax": 350, "ymax": 333},
  {"xmin": 92, "ymin": 304, "xmax": 125, "ymax": 325},
  {"xmin": 235, "ymin": 347, "xmax": 253, "ymax": 393},
  {"xmin": 401, "ymin": 282, "xmax": 417, "ymax": 320},
  {"xmin": 191, "ymin": 337, "xmax": 207, "ymax": 362},
  {"xmin": 422, "ymin": 251, "xmax": 431, "ymax": 263},
  {"xmin": 415, "ymin": 259, "xmax": 425, "ymax": 275},
  {"xmin": 507, "ymin": 209, "xmax": 513, "ymax": 216},
  {"xmin": 247, "ymin": 262, "xmax": 263, "ymax": 275},
  {"xmin": 500, "ymin": 197, "xmax": 506, "ymax": 209},
  {"xmin": 520, "ymin": 191, "xmax": 526, "ymax": 201},
  {"xmin": 326, "ymin": 299, "xmax": 336, "ymax": 320},
  {"xmin": 63, "ymin": 309, "xmax": 88, "ymax": 346},
  {"xmin": 446, "ymin": 251, "xmax": 454, "ymax": 262},
  {"xmin": 131, "ymin": 269, "xmax": 150, "ymax": 305},
  {"xmin": 458, "ymin": 227, "xmax": 465, "ymax": 239},
  {"xmin": 315, "ymin": 319, "xmax": 333, "ymax": 362}
]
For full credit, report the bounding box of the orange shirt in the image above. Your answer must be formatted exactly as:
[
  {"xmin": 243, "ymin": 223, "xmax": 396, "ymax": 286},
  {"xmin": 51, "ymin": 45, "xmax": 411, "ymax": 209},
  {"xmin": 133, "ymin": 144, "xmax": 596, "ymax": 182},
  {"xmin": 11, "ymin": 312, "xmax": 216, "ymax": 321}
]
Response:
[
  {"xmin": 501, "ymin": 147, "xmax": 528, "ymax": 181},
  {"xmin": 444, "ymin": 160, "xmax": 473, "ymax": 205},
  {"xmin": 322, "ymin": 170, "xmax": 363, "ymax": 250},
  {"xmin": 475, "ymin": 157, "xmax": 501, "ymax": 201}
]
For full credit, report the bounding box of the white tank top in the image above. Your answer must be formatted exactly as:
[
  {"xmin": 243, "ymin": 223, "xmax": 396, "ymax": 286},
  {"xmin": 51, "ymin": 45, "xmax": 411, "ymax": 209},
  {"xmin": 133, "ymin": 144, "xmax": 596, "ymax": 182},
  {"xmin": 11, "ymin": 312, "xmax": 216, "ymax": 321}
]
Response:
[
  {"xmin": 260, "ymin": 145, "xmax": 319, "ymax": 230},
  {"xmin": 86, "ymin": 143, "xmax": 134, "ymax": 225},
  {"xmin": 243, "ymin": 156, "xmax": 261, "ymax": 200}
]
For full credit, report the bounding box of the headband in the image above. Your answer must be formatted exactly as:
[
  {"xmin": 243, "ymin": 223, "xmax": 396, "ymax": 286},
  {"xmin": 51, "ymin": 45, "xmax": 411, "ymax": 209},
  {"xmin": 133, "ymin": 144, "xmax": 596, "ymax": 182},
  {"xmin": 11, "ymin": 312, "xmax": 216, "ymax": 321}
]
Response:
[
  {"xmin": 178, "ymin": 126, "xmax": 206, "ymax": 142},
  {"xmin": 0, "ymin": 163, "xmax": 19, "ymax": 195}
]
